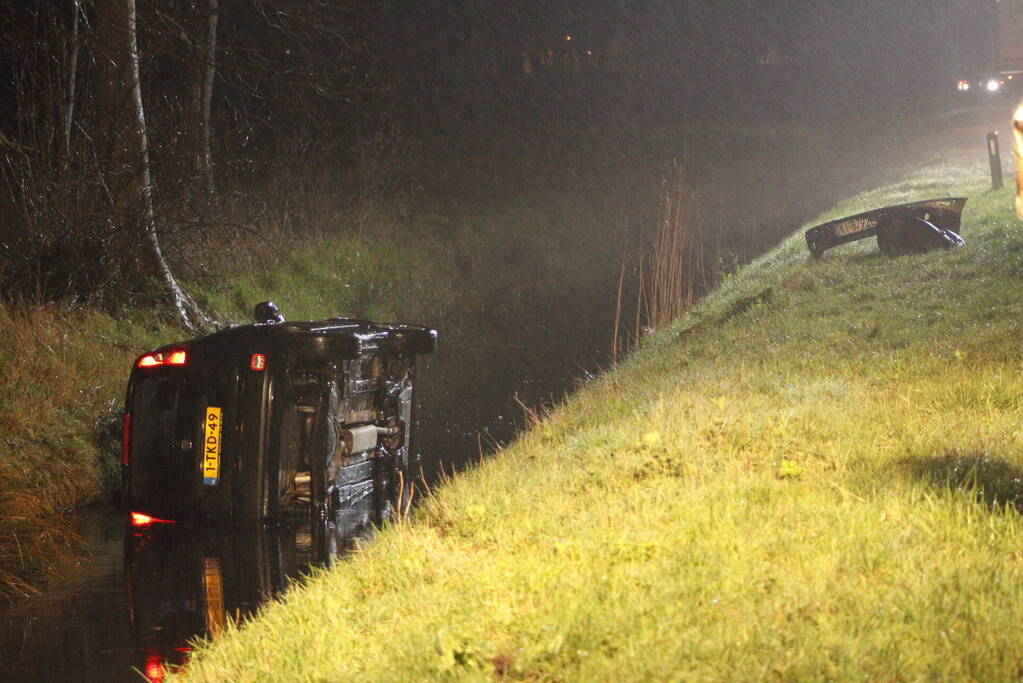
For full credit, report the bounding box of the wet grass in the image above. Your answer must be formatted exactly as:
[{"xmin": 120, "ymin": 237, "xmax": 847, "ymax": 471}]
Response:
[
  {"xmin": 0, "ymin": 302, "xmax": 150, "ymax": 595},
  {"xmin": 171, "ymin": 158, "xmax": 1023, "ymax": 681}
]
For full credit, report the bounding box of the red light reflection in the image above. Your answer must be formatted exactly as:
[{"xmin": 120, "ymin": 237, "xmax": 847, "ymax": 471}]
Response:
[
  {"xmin": 144, "ymin": 654, "xmax": 165, "ymax": 682},
  {"xmin": 130, "ymin": 512, "xmax": 175, "ymax": 527}
]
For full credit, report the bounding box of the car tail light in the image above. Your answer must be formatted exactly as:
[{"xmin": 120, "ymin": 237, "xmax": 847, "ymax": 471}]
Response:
[
  {"xmin": 121, "ymin": 413, "xmax": 131, "ymax": 466},
  {"xmin": 137, "ymin": 349, "xmax": 188, "ymax": 368},
  {"xmin": 130, "ymin": 512, "xmax": 175, "ymax": 527}
]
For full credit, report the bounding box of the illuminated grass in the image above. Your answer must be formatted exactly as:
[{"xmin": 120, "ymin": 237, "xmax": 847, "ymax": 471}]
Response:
[{"xmin": 174, "ymin": 163, "xmax": 1023, "ymax": 680}]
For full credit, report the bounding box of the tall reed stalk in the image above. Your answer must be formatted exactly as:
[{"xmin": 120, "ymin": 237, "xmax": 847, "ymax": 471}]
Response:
[{"xmin": 613, "ymin": 160, "xmax": 717, "ymax": 362}]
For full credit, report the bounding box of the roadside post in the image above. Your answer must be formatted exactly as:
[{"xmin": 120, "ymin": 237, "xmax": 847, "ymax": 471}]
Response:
[{"xmin": 988, "ymin": 131, "xmax": 1004, "ymax": 190}]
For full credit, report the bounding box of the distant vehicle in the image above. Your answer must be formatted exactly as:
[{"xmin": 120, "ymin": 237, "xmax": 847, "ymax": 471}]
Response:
[
  {"xmin": 121, "ymin": 302, "xmax": 436, "ymax": 524},
  {"xmin": 955, "ymin": 76, "xmax": 1007, "ymax": 94},
  {"xmin": 954, "ymin": 75, "xmax": 1015, "ymax": 97},
  {"xmin": 955, "ymin": 0, "xmax": 1023, "ymax": 97}
]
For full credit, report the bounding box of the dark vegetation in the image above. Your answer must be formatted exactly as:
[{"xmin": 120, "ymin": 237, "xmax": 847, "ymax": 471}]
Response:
[
  {"xmin": 0, "ymin": 0, "xmax": 988, "ymax": 310},
  {"xmin": 0, "ymin": 0, "xmax": 389, "ymax": 311}
]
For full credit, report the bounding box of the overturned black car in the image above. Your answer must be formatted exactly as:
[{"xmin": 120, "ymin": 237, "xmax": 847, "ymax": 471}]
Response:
[{"xmin": 121, "ymin": 303, "xmax": 436, "ymax": 524}]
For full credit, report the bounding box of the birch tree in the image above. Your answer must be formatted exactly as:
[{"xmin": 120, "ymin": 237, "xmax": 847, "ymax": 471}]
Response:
[
  {"xmin": 61, "ymin": 0, "xmax": 81, "ymax": 161},
  {"xmin": 94, "ymin": 0, "xmax": 211, "ymax": 329},
  {"xmin": 187, "ymin": 0, "xmax": 218, "ymax": 194},
  {"xmin": 198, "ymin": 0, "xmax": 217, "ymax": 194}
]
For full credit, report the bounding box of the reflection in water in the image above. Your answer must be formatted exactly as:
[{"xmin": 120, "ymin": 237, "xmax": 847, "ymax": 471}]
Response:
[
  {"xmin": 125, "ymin": 493, "xmax": 387, "ymax": 679},
  {"xmin": 0, "ymin": 487, "xmax": 389, "ymax": 683},
  {"xmin": 0, "ymin": 347, "xmax": 590, "ymax": 683}
]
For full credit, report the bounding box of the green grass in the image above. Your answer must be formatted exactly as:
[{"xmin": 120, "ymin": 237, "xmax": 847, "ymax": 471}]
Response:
[{"xmin": 172, "ymin": 158, "xmax": 1023, "ymax": 680}]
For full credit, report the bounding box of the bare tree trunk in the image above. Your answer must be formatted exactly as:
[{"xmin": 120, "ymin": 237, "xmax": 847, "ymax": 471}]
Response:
[
  {"xmin": 95, "ymin": 0, "xmax": 156, "ymax": 276},
  {"xmin": 62, "ymin": 0, "xmax": 81, "ymax": 160},
  {"xmin": 94, "ymin": 0, "xmax": 213, "ymax": 330},
  {"xmin": 198, "ymin": 0, "xmax": 218, "ymax": 194}
]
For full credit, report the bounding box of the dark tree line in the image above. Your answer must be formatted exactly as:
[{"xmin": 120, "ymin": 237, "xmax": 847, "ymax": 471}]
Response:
[
  {"xmin": 0, "ymin": 0, "xmax": 385, "ymax": 323},
  {"xmin": 0, "ymin": 0, "xmax": 995, "ymax": 319},
  {"xmin": 390, "ymin": 0, "xmax": 991, "ymax": 131}
]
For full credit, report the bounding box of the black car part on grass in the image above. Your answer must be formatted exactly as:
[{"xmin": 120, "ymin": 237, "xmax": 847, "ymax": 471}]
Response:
[
  {"xmin": 805, "ymin": 198, "xmax": 967, "ymax": 258},
  {"xmin": 121, "ymin": 303, "xmax": 436, "ymax": 524}
]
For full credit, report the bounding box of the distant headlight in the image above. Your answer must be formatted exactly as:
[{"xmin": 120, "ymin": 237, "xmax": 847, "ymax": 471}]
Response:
[
  {"xmin": 986, "ymin": 78, "xmax": 1001, "ymax": 93},
  {"xmin": 957, "ymin": 80, "xmax": 970, "ymax": 92}
]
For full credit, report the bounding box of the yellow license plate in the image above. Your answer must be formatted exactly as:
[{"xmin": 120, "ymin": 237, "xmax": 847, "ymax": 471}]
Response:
[{"xmin": 202, "ymin": 406, "xmax": 222, "ymax": 485}]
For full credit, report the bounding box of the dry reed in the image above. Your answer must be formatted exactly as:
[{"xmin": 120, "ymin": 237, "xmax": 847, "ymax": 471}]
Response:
[{"xmin": 613, "ymin": 160, "xmax": 716, "ymax": 361}]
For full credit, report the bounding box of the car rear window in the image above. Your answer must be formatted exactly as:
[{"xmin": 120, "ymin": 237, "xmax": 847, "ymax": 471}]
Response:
[{"xmin": 130, "ymin": 375, "xmax": 180, "ymax": 463}]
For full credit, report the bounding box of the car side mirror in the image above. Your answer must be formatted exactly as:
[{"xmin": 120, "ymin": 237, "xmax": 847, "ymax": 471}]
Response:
[{"xmin": 254, "ymin": 301, "xmax": 284, "ymax": 324}]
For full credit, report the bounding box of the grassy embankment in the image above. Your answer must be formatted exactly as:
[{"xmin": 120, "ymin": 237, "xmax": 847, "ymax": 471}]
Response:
[
  {"xmin": 173, "ymin": 158, "xmax": 1023, "ymax": 681},
  {"xmin": 0, "ymin": 117, "xmax": 892, "ymax": 598},
  {"xmin": 0, "ymin": 190, "xmax": 619, "ymax": 597},
  {"xmin": 0, "ymin": 118, "xmax": 841, "ymax": 598}
]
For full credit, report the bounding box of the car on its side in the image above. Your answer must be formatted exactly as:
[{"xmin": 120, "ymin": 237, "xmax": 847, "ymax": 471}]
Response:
[{"xmin": 121, "ymin": 302, "xmax": 436, "ymax": 525}]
